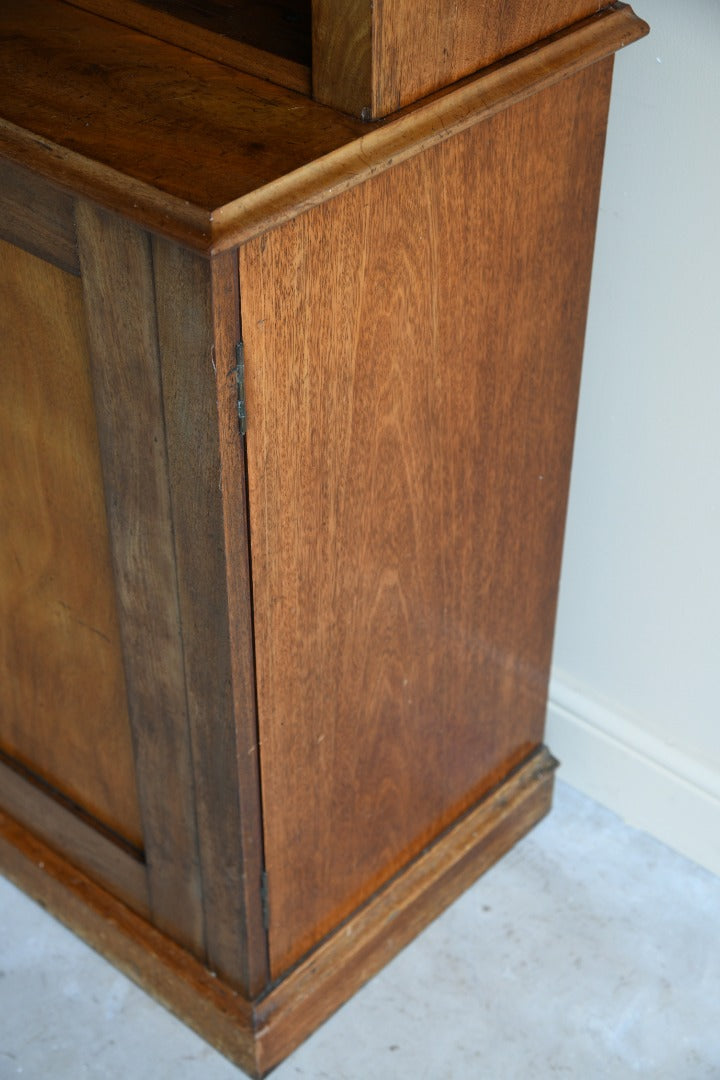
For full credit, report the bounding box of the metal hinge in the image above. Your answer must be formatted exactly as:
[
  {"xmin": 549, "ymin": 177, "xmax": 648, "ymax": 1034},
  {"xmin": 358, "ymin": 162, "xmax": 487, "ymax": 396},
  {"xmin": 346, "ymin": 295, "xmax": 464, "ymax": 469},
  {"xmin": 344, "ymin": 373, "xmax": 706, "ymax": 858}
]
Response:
[
  {"xmin": 260, "ymin": 869, "xmax": 270, "ymax": 931},
  {"xmin": 235, "ymin": 340, "xmax": 246, "ymax": 436}
]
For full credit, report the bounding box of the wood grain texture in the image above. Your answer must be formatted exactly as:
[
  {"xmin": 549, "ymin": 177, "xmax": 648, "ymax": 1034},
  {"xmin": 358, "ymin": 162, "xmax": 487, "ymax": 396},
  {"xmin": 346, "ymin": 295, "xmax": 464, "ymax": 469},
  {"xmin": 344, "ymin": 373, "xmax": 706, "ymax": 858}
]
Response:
[
  {"xmin": 0, "ymin": 754, "xmax": 148, "ymax": 914},
  {"xmin": 0, "ymin": 748, "xmax": 555, "ymax": 1077},
  {"xmin": 370, "ymin": 0, "xmax": 606, "ymax": 117},
  {"xmin": 240, "ymin": 58, "xmax": 614, "ymax": 978},
  {"xmin": 75, "ymin": 203, "xmax": 204, "ymax": 956},
  {"xmin": 253, "ymin": 748, "xmax": 556, "ymax": 1075},
  {"xmin": 215, "ymin": 6, "xmax": 648, "ymax": 252},
  {"xmin": 153, "ymin": 241, "xmax": 268, "ymax": 995},
  {"xmin": 311, "ymin": 0, "xmax": 373, "ymax": 118},
  {"xmin": 67, "ymin": 0, "xmax": 312, "ymax": 94},
  {"xmin": 0, "ymin": 807, "xmax": 261, "ymax": 1078},
  {"xmin": 0, "ymin": 3, "xmax": 647, "ymax": 253},
  {"xmin": 0, "ymin": 239, "xmax": 143, "ymax": 847},
  {"xmin": 0, "ymin": 158, "xmax": 79, "ymax": 274},
  {"xmin": 312, "ymin": 0, "xmax": 606, "ymax": 116},
  {"xmin": 0, "ymin": 0, "xmax": 362, "ymax": 230}
]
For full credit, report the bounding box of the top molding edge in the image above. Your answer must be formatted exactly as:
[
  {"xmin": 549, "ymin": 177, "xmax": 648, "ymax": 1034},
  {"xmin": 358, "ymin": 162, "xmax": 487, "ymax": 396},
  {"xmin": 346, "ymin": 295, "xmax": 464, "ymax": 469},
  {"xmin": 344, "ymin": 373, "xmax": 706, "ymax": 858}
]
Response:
[{"xmin": 0, "ymin": 4, "xmax": 648, "ymax": 256}]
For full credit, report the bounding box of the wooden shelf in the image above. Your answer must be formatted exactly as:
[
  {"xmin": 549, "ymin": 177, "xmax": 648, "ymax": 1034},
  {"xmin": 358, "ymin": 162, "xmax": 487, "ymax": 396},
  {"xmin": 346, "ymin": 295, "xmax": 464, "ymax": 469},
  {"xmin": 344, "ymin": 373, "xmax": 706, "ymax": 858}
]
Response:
[{"xmin": 68, "ymin": 0, "xmax": 312, "ymax": 93}]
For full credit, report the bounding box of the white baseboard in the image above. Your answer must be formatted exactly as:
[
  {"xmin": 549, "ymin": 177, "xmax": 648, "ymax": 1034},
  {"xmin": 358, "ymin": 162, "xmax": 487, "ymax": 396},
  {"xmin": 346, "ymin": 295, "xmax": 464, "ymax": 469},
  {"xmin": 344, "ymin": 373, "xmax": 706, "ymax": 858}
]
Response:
[{"xmin": 546, "ymin": 673, "xmax": 720, "ymax": 878}]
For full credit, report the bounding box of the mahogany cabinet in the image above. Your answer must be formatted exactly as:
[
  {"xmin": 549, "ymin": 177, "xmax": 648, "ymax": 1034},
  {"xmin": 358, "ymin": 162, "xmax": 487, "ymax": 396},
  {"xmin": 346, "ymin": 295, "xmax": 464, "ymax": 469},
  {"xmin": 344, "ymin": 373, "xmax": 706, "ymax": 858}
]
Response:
[{"xmin": 0, "ymin": 2, "xmax": 647, "ymax": 1074}]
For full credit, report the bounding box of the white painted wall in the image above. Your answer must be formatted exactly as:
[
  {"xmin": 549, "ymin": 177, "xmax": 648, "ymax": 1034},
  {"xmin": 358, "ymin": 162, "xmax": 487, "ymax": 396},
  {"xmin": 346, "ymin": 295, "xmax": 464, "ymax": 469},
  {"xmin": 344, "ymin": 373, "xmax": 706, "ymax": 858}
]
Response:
[{"xmin": 548, "ymin": 0, "xmax": 720, "ymax": 874}]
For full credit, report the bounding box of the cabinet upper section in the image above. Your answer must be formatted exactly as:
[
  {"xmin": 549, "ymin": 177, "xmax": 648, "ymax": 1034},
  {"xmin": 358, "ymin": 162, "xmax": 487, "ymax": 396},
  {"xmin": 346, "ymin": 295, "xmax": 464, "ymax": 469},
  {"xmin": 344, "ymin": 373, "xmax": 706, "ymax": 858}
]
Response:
[
  {"xmin": 311, "ymin": 0, "xmax": 608, "ymax": 117},
  {"xmin": 0, "ymin": 2, "xmax": 648, "ymax": 252},
  {"xmin": 71, "ymin": 0, "xmax": 609, "ymax": 118}
]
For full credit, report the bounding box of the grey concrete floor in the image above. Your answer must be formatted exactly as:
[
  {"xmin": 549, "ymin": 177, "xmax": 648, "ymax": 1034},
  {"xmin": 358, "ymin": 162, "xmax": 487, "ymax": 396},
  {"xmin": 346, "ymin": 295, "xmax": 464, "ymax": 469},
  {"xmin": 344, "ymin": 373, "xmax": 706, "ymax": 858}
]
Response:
[{"xmin": 1, "ymin": 781, "xmax": 719, "ymax": 1079}]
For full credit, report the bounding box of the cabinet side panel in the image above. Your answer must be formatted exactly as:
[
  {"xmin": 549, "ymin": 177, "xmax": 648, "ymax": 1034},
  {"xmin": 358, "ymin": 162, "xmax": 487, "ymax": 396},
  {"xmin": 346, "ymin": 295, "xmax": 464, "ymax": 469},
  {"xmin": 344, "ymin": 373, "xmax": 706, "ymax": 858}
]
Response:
[
  {"xmin": 241, "ymin": 59, "xmax": 613, "ymax": 978},
  {"xmin": 0, "ymin": 238, "xmax": 143, "ymax": 848}
]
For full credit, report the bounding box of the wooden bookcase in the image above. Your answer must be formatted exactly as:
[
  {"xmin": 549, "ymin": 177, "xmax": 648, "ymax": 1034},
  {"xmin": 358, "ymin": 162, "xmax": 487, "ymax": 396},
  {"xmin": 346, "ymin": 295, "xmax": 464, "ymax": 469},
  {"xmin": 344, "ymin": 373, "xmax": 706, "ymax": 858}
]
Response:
[{"xmin": 0, "ymin": 3, "xmax": 647, "ymax": 1075}]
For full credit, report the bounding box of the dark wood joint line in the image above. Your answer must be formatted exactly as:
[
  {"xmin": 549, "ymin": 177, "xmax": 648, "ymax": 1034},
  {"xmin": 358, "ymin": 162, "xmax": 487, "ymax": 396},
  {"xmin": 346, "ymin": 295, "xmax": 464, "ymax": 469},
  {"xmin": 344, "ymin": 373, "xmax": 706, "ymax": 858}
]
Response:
[{"xmin": 151, "ymin": 239, "xmax": 270, "ymax": 995}]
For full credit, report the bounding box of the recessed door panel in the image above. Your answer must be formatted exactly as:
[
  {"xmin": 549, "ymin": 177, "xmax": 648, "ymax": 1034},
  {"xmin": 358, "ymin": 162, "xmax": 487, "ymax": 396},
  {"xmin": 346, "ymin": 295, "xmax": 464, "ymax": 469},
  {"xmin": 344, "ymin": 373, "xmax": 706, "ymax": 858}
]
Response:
[{"xmin": 0, "ymin": 238, "xmax": 144, "ymax": 849}]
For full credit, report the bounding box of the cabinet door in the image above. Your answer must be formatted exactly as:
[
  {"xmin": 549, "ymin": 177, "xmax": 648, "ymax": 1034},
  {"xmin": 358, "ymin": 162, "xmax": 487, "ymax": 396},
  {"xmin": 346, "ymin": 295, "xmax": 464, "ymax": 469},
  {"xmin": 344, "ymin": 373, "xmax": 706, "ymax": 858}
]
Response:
[
  {"xmin": 1, "ymin": 168, "xmax": 268, "ymax": 993},
  {"xmin": 240, "ymin": 58, "xmax": 614, "ymax": 979},
  {"xmin": 0, "ymin": 172, "xmax": 204, "ymax": 952}
]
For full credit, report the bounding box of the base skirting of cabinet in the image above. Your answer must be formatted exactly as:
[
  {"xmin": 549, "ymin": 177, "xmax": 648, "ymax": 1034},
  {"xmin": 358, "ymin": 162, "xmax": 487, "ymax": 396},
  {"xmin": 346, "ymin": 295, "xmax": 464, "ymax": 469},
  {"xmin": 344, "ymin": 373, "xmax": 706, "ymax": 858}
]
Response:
[{"xmin": 0, "ymin": 745, "xmax": 555, "ymax": 1078}]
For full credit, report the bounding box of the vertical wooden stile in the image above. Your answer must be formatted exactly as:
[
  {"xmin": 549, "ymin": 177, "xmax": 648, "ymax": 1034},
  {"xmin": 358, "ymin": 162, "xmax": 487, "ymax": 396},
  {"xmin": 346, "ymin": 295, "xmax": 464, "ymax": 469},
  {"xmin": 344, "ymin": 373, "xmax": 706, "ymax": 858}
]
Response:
[
  {"xmin": 153, "ymin": 240, "xmax": 269, "ymax": 995},
  {"xmin": 75, "ymin": 202, "xmax": 204, "ymax": 955}
]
